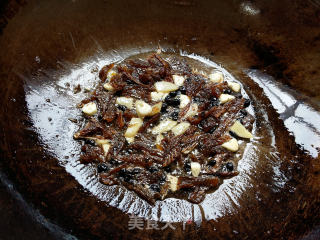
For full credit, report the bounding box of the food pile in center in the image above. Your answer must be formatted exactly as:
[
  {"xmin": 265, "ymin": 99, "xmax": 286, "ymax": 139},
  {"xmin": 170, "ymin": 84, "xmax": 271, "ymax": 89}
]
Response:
[{"xmin": 74, "ymin": 53, "xmax": 255, "ymax": 204}]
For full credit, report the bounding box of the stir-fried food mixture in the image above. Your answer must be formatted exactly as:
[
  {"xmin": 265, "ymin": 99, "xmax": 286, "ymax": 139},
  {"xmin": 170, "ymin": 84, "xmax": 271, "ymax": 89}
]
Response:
[{"xmin": 73, "ymin": 53, "xmax": 255, "ymax": 204}]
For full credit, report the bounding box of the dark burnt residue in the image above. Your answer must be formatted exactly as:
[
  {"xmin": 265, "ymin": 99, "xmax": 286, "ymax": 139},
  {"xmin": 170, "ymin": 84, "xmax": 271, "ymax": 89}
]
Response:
[{"xmin": 249, "ymin": 40, "xmax": 289, "ymax": 84}]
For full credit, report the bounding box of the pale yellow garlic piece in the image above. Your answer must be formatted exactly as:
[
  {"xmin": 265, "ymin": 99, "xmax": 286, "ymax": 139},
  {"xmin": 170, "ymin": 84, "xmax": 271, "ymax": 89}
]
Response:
[
  {"xmin": 152, "ymin": 119, "xmax": 177, "ymax": 134},
  {"xmin": 191, "ymin": 162, "xmax": 201, "ymax": 177},
  {"xmin": 219, "ymin": 94, "xmax": 235, "ymax": 104},
  {"xmin": 103, "ymin": 83, "xmax": 114, "ymax": 91},
  {"xmin": 171, "ymin": 122, "xmax": 190, "ymax": 136},
  {"xmin": 184, "ymin": 103, "xmax": 198, "ymax": 119},
  {"xmin": 155, "ymin": 134, "xmax": 164, "ymax": 150},
  {"xmin": 95, "ymin": 139, "xmax": 110, "ymax": 145},
  {"xmin": 209, "ymin": 72, "xmax": 224, "ymax": 83},
  {"xmin": 84, "ymin": 87, "xmax": 91, "ymax": 92},
  {"xmin": 172, "ymin": 75, "xmax": 185, "ymax": 86},
  {"xmin": 230, "ymin": 120, "xmax": 253, "ymax": 138},
  {"xmin": 135, "ymin": 100, "xmax": 152, "ymax": 117},
  {"xmin": 82, "ymin": 102, "xmax": 97, "ymax": 115},
  {"xmin": 95, "ymin": 139, "xmax": 111, "ymax": 155},
  {"xmin": 102, "ymin": 143, "xmax": 111, "ymax": 155},
  {"xmin": 180, "ymin": 94, "xmax": 190, "ymax": 109},
  {"xmin": 116, "ymin": 97, "xmax": 134, "ymax": 109},
  {"xmin": 155, "ymin": 81, "xmax": 179, "ymax": 93},
  {"xmin": 151, "ymin": 92, "xmax": 165, "ymax": 101},
  {"xmin": 148, "ymin": 102, "xmax": 162, "ymax": 116},
  {"xmin": 167, "ymin": 174, "xmax": 178, "ymax": 192},
  {"xmin": 125, "ymin": 118, "xmax": 143, "ymax": 138},
  {"xmin": 228, "ymin": 82, "xmax": 241, "ymax": 92},
  {"xmin": 126, "ymin": 137, "xmax": 135, "ymax": 143},
  {"xmin": 221, "ymin": 138, "xmax": 239, "ymax": 152},
  {"xmin": 107, "ymin": 69, "xmax": 117, "ymax": 81}
]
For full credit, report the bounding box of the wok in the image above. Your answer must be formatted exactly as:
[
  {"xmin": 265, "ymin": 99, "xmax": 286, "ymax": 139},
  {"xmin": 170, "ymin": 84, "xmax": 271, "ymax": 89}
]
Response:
[{"xmin": 0, "ymin": 0, "xmax": 320, "ymax": 239}]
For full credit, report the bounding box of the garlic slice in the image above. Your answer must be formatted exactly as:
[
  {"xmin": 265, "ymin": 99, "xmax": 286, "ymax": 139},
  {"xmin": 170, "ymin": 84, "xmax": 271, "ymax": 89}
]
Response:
[
  {"xmin": 103, "ymin": 82, "xmax": 114, "ymax": 91},
  {"xmin": 219, "ymin": 94, "xmax": 235, "ymax": 104},
  {"xmin": 152, "ymin": 119, "xmax": 177, "ymax": 134},
  {"xmin": 171, "ymin": 122, "xmax": 190, "ymax": 136},
  {"xmin": 125, "ymin": 118, "xmax": 143, "ymax": 139},
  {"xmin": 172, "ymin": 75, "xmax": 185, "ymax": 86},
  {"xmin": 107, "ymin": 69, "xmax": 117, "ymax": 81},
  {"xmin": 84, "ymin": 87, "xmax": 91, "ymax": 92},
  {"xmin": 155, "ymin": 81, "xmax": 179, "ymax": 93},
  {"xmin": 167, "ymin": 174, "xmax": 178, "ymax": 192},
  {"xmin": 135, "ymin": 100, "xmax": 152, "ymax": 117},
  {"xmin": 184, "ymin": 103, "xmax": 198, "ymax": 119},
  {"xmin": 82, "ymin": 102, "xmax": 97, "ymax": 115},
  {"xmin": 148, "ymin": 102, "xmax": 162, "ymax": 116},
  {"xmin": 126, "ymin": 137, "xmax": 135, "ymax": 143},
  {"xmin": 180, "ymin": 94, "xmax": 190, "ymax": 109},
  {"xmin": 221, "ymin": 138, "xmax": 239, "ymax": 152},
  {"xmin": 95, "ymin": 139, "xmax": 111, "ymax": 156},
  {"xmin": 230, "ymin": 120, "xmax": 253, "ymax": 138},
  {"xmin": 102, "ymin": 143, "xmax": 111, "ymax": 155},
  {"xmin": 228, "ymin": 82, "xmax": 241, "ymax": 92},
  {"xmin": 151, "ymin": 92, "xmax": 165, "ymax": 101},
  {"xmin": 95, "ymin": 139, "xmax": 110, "ymax": 145},
  {"xmin": 209, "ymin": 72, "xmax": 224, "ymax": 83},
  {"xmin": 116, "ymin": 97, "xmax": 134, "ymax": 109},
  {"xmin": 191, "ymin": 162, "xmax": 201, "ymax": 177}
]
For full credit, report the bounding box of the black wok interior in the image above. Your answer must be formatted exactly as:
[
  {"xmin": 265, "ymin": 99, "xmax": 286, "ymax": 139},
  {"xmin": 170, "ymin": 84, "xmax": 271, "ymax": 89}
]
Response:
[{"xmin": 0, "ymin": 0, "xmax": 320, "ymax": 239}]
